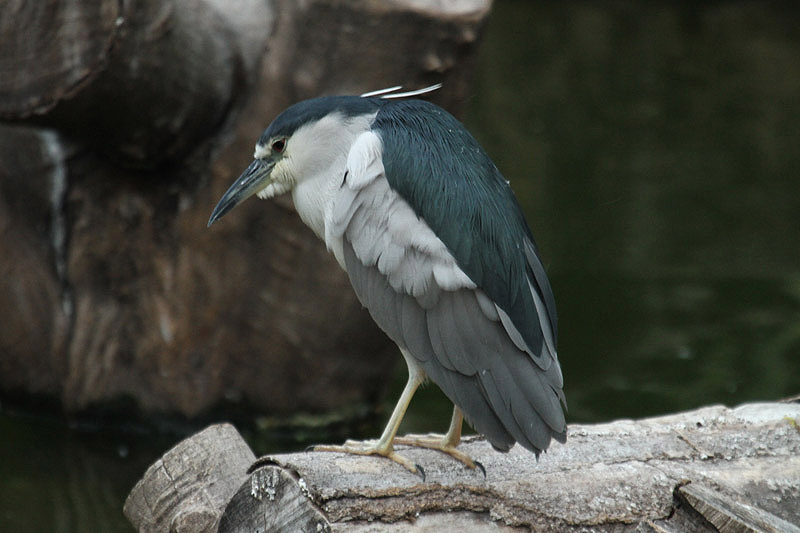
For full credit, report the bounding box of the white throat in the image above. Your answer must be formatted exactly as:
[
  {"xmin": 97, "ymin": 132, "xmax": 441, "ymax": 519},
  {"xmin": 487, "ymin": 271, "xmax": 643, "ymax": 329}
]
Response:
[
  {"xmin": 292, "ymin": 170, "xmax": 340, "ymax": 240},
  {"xmin": 288, "ymin": 112, "xmax": 377, "ymax": 241}
]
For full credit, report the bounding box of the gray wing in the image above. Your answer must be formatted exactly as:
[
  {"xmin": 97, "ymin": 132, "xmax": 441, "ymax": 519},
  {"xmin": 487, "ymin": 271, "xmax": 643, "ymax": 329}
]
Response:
[{"xmin": 325, "ymin": 132, "xmax": 566, "ymax": 453}]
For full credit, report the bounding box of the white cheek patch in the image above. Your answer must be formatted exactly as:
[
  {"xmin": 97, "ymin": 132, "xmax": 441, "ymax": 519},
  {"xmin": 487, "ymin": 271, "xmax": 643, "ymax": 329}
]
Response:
[
  {"xmin": 255, "ymin": 185, "xmax": 272, "ymax": 199},
  {"xmin": 257, "ymin": 181, "xmax": 289, "ymax": 199},
  {"xmin": 256, "ymin": 158, "xmax": 293, "ymax": 199}
]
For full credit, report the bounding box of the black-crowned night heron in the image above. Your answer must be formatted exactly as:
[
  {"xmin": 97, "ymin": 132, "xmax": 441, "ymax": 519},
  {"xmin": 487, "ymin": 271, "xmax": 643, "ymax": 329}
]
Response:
[{"xmin": 208, "ymin": 85, "xmax": 566, "ymax": 475}]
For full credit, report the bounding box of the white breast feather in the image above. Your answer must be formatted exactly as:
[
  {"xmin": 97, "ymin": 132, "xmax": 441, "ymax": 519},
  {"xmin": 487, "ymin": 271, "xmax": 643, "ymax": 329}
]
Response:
[{"xmin": 325, "ymin": 131, "xmax": 476, "ymax": 305}]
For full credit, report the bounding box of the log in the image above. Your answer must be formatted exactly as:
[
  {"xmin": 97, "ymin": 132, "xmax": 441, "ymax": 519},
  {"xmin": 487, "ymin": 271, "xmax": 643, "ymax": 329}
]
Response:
[
  {"xmin": 124, "ymin": 423, "xmax": 256, "ymax": 533},
  {"xmin": 124, "ymin": 401, "xmax": 800, "ymax": 531}
]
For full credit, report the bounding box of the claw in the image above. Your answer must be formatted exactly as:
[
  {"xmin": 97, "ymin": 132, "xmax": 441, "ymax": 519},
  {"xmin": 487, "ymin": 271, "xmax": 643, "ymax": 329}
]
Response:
[
  {"xmin": 393, "ymin": 433, "xmax": 481, "ymax": 473},
  {"xmin": 415, "ymin": 463, "xmax": 426, "ymax": 482}
]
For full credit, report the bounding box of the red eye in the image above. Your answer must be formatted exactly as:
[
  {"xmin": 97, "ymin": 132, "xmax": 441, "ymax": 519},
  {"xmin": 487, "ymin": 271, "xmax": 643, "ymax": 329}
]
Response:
[{"xmin": 272, "ymin": 139, "xmax": 286, "ymax": 153}]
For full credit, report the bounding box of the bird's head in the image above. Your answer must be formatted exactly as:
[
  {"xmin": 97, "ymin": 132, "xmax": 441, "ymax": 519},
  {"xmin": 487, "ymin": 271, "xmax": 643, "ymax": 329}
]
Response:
[
  {"xmin": 207, "ymin": 96, "xmax": 382, "ymax": 227},
  {"xmin": 207, "ymin": 85, "xmax": 442, "ymax": 227}
]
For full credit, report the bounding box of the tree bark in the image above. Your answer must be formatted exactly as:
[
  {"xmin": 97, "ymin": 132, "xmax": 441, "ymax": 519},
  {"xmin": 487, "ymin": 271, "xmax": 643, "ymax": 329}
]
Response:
[{"xmin": 125, "ymin": 401, "xmax": 800, "ymax": 532}]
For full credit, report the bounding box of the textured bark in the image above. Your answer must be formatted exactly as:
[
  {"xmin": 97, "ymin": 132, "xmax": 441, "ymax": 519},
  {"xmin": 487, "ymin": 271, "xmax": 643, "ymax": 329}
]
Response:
[
  {"xmin": 0, "ymin": 1, "xmax": 492, "ymax": 417},
  {"xmin": 124, "ymin": 401, "xmax": 800, "ymax": 532}
]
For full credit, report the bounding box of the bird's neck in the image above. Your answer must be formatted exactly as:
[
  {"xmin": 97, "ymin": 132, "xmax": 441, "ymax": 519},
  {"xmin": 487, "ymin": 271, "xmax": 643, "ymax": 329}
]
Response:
[{"xmin": 291, "ymin": 171, "xmax": 339, "ymax": 242}]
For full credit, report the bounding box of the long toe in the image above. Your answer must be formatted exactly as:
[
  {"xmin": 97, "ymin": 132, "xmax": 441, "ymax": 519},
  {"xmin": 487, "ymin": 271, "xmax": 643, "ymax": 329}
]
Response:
[
  {"xmin": 392, "ymin": 434, "xmax": 479, "ymax": 470},
  {"xmin": 311, "ymin": 441, "xmax": 422, "ymax": 476}
]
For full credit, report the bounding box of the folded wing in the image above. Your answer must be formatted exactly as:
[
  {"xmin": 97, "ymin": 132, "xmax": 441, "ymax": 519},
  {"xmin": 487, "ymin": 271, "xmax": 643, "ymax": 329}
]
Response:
[{"xmin": 324, "ymin": 130, "xmax": 566, "ymax": 453}]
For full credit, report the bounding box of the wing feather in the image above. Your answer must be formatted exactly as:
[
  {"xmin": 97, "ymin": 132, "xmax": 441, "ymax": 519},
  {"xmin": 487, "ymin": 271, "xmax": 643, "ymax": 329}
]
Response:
[
  {"xmin": 327, "ymin": 130, "xmax": 566, "ymax": 453},
  {"xmin": 373, "ymin": 100, "xmax": 560, "ymax": 371}
]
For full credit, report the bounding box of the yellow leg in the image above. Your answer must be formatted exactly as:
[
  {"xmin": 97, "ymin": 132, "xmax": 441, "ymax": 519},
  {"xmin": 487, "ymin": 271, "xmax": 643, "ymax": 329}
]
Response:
[
  {"xmin": 312, "ymin": 362, "xmax": 425, "ymax": 474},
  {"xmin": 393, "ymin": 406, "xmax": 480, "ymax": 470}
]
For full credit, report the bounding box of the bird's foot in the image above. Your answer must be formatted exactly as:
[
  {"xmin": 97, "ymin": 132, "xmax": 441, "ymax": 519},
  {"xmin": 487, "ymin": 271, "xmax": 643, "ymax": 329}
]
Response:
[
  {"xmin": 311, "ymin": 439, "xmax": 424, "ymax": 478},
  {"xmin": 393, "ymin": 433, "xmax": 484, "ymax": 475}
]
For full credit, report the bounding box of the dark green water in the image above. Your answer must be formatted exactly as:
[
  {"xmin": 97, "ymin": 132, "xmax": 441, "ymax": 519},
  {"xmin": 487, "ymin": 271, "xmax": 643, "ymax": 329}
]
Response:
[
  {"xmin": 2, "ymin": 1, "xmax": 800, "ymax": 531},
  {"xmin": 0, "ymin": 412, "xmax": 162, "ymax": 532}
]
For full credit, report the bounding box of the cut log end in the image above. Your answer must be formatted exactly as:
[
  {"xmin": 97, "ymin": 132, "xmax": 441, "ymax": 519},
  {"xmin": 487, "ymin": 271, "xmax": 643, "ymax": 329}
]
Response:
[{"xmin": 123, "ymin": 423, "xmax": 256, "ymax": 533}]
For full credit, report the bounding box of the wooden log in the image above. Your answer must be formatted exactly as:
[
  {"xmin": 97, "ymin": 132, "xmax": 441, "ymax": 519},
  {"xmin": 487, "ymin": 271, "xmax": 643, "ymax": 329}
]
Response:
[
  {"xmin": 218, "ymin": 464, "xmax": 331, "ymax": 533},
  {"xmin": 125, "ymin": 401, "xmax": 800, "ymax": 531},
  {"xmin": 124, "ymin": 423, "xmax": 256, "ymax": 533},
  {"xmin": 675, "ymin": 483, "xmax": 799, "ymax": 533}
]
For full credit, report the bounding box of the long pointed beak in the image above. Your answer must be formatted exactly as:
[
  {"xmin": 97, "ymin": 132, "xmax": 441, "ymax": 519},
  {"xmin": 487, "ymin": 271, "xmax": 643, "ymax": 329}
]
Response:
[{"xmin": 208, "ymin": 159, "xmax": 276, "ymax": 227}]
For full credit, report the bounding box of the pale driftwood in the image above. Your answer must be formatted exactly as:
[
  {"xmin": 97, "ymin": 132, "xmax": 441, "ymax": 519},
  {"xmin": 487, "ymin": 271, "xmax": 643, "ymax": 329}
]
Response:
[
  {"xmin": 675, "ymin": 483, "xmax": 798, "ymax": 533},
  {"xmin": 125, "ymin": 402, "xmax": 800, "ymax": 532},
  {"xmin": 124, "ymin": 423, "xmax": 255, "ymax": 533}
]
